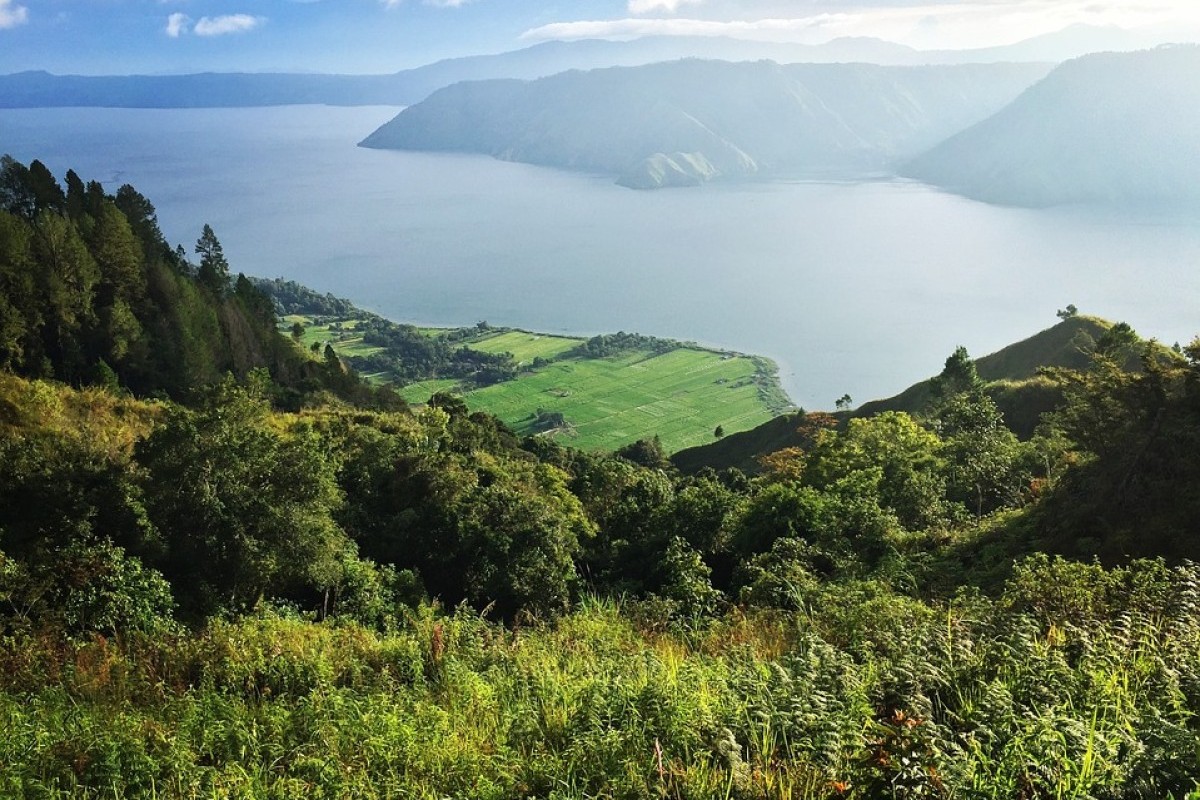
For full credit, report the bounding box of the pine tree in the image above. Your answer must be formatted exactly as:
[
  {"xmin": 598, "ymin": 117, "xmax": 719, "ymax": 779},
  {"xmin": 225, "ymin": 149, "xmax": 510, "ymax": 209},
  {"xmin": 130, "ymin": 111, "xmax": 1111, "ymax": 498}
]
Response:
[{"xmin": 195, "ymin": 224, "xmax": 230, "ymax": 295}]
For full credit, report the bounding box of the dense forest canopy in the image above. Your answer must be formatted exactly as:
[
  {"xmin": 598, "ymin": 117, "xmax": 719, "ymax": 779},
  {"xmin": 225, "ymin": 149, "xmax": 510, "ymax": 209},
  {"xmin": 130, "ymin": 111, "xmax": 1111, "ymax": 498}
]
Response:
[
  {"xmin": 0, "ymin": 155, "xmax": 399, "ymax": 410},
  {"xmin": 2, "ymin": 157, "xmax": 1200, "ymax": 798}
]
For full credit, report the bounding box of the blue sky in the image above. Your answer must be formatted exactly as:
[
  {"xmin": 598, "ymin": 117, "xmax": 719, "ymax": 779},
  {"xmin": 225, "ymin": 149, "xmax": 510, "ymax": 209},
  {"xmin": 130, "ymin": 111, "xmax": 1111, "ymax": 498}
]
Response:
[{"xmin": 1, "ymin": 0, "xmax": 1198, "ymax": 75}]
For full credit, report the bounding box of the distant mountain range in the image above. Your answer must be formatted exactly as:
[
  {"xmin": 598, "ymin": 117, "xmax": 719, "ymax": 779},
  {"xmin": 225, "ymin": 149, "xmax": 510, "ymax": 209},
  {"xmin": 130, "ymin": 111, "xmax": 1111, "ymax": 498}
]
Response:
[
  {"xmin": 364, "ymin": 44, "xmax": 1200, "ymax": 203},
  {"xmin": 0, "ymin": 25, "xmax": 1166, "ymax": 109},
  {"xmin": 6, "ymin": 29, "xmax": 1194, "ymax": 208},
  {"xmin": 359, "ymin": 60, "xmax": 1051, "ymax": 188},
  {"xmin": 902, "ymin": 45, "xmax": 1200, "ymax": 206}
]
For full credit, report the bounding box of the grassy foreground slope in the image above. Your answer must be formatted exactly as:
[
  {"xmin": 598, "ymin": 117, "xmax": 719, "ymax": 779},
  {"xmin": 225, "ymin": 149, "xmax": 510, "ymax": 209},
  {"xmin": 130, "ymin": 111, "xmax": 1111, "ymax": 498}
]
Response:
[{"xmin": 8, "ymin": 576, "xmax": 1200, "ymax": 799}]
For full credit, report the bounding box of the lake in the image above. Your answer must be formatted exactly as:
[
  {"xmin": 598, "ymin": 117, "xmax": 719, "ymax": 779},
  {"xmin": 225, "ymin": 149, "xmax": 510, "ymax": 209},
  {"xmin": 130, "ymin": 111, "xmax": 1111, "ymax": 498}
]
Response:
[{"xmin": 3, "ymin": 105, "xmax": 1198, "ymax": 408}]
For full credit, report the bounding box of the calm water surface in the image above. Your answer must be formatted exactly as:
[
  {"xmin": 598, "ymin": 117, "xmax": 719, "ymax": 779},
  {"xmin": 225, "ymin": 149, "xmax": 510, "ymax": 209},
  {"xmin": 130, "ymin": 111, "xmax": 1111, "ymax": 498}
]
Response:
[{"xmin": 4, "ymin": 105, "xmax": 1198, "ymax": 408}]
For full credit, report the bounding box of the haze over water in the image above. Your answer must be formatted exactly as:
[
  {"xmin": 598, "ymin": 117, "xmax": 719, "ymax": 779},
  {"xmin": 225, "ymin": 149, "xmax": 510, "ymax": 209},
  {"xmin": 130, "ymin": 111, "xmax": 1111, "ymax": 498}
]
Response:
[{"xmin": 5, "ymin": 104, "xmax": 1199, "ymax": 408}]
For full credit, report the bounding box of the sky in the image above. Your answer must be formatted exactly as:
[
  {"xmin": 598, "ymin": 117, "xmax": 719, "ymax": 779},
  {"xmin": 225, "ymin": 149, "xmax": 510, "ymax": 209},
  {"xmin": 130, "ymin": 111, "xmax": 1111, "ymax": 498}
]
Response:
[{"xmin": 0, "ymin": 0, "xmax": 1198, "ymax": 75}]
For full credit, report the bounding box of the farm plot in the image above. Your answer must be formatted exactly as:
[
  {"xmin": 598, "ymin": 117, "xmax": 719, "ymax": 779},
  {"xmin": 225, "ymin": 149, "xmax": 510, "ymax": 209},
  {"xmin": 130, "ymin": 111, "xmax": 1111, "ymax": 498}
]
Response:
[{"xmin": 464, "ymin": 348, "xmax": 779, "ymax": 452}]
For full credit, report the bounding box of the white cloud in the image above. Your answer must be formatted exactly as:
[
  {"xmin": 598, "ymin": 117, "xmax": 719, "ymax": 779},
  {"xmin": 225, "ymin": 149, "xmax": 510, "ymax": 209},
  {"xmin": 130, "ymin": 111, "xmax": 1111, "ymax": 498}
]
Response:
[
  {"xmin": 0, "ymin": 0, "xmax": 29, "ymax": 30},
  {"xmin": 381, "ymin": 0, "xmax": 474, "ymax": 7},
  {"xmin": 193, "ymin": 14, "xmax": 264, "ymax": 36},
  {"xmin": 522, "ymin": 1, "xmax": 1200, "ymax": 50},
  {"xmin": 523, "ymin": 16, "xmax": 846, "ymax": 44},
  {"xmin": 629, "ymin": 0, "xmax": 702, "ymax": 13},
  {"xmin": 165, "ymin": 12, "xmax": 190, "ymax": 38}
]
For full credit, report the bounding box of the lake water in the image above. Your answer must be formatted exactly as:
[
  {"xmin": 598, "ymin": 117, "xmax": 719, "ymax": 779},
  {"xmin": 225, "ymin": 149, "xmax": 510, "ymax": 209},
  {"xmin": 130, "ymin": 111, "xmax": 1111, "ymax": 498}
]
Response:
[{"xmin": 3, "ymin": 105, "xmax": 1199, "ymax": 408}]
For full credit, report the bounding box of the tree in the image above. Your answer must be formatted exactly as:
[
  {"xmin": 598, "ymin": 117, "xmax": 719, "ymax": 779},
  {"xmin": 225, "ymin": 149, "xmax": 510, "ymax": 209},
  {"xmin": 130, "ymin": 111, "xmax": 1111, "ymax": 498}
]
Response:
[
  {"xmin": 804, "ymin": 411, "xmax": 954, "ymax": 531},
  {"xmin": 835, "ymin": 393, "xmax": 853, "ymax": 411},
  {"xmin": 337, "ymin": 418, "xmax": 593, "ymax": 618},
  {"xmin": 64, "ymin": 170, "xmax": 87, "ymax": 221},
  {"xmin": 615, "ymin": 436, "xmax": 670, "ymax": 470},
  {"xmin": 653, "ymin": 536, "xmax": 723, "ymax": 618},
  {"xmin": 0, "ymin": 156, "xmax": 37, "ymax": 219},
  {"xmin": 714, "ymin": 425, "xmax": 725, "ymax": 438},
  {"xmin": 291, "ymin": 321, "xmax": 305, "ymax": 342},
  {"xmin": 1057, "ymin": 304, "xmax": 1078, "ymax": 320},
  {"xmin": 50, "ymin": 539, "xmax": 175, "ymax": 637},
  {"xmin": 91, "ymin": 201, "xmax": 145, "ymax": 304},
  {"xmin": 938, "ymin": 390, "xmax": 1026, "ymax": 521},
  {"xmin": 454, "ymin": 458, "xmax": 593, "ymax": 617},
  {"xmin": 137, "ymin": 376, "xmax": 346, "ymax": 616},
  {"xmin": 0, "ymin": 426, "xmax": 157, "ymax": 565},
  {"xmin": 0, "ymin": 540, "xmax": 175, "ymax": 637},
  {"xmin": 30, "ymin": 212, "xmax": 99, "ymax": 379},
  {"xmin": 26, "ymin": 160, "xmax": 65, "ymax": 214},
  {"xmin": 572, "ymin": 455, "xmax": 675, "ymax": 594},
  {"xmin": 1095, "ymin": 321, "xmax": 1139, "ymax": 358},
  {"xmin": 113, "ymin": 184, "xmax": 166, "ymax": 259},
  {"xmin": 1036, "ymin": 338, "xmax": 1200, "ymax": 561},
  {"xmin": 930, "ymin": 346, "xmax": 982, "ymax": 402},
  {"xmin": 195, "ymin": 223, "xmax": 230, "ymax": 295},
  {"xmin": 731, "ymin": 480, "xmax": 894, "ymax": 575}
]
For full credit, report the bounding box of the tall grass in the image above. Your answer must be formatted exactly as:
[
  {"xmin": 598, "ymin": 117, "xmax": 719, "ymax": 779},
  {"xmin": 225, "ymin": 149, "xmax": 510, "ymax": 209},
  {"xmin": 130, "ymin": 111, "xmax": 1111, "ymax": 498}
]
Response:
[{"xmin": 3, "ymin": 570, "xmax": 1200, "ymax": 798}]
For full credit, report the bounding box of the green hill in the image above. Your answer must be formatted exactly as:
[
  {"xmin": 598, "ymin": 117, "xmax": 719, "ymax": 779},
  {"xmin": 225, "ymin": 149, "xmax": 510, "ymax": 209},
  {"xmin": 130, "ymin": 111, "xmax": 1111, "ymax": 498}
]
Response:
[
  {"xmin": 673, "ymin": 315, "xmax": 1113, "ymax": 473},
  {"xmin": 853, "ymin": 313, "xmax": 1112, "ymax": 434}
]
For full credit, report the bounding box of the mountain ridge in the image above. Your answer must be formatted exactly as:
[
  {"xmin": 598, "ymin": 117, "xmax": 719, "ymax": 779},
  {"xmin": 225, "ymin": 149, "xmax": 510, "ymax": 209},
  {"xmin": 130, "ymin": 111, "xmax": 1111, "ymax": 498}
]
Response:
[
  {"xmin": 902, "ymin": 45, "xmax": 1200, "ymax": 206},
  {"xmin": 359, "ymin": 59, "xmax": 1051, "ymax": 188},
  {"xmin": 0, "ymin": 26, "xmax": 1159, "ymax": 109}
]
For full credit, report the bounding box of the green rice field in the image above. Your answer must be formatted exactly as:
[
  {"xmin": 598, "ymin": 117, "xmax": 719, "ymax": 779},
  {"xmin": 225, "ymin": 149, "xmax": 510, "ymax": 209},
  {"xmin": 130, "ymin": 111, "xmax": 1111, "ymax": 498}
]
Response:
[
  {"xmin": 284, "ymin": 316, "xmax": 385, "ymax": 359},
  {"xmin": 469, "ymin": 347, "xmax": 779, "ymax": 452},
  {"xmin": 398, "ymin": 378, "xmax": 460, "ymax": 405},
  {"xmin": 289, "ymin": 318, "xmax": 789, "ymax": 453},
  {"xmin": 461, "ymin": 330, "xmax": 580, "ymax": 364}
]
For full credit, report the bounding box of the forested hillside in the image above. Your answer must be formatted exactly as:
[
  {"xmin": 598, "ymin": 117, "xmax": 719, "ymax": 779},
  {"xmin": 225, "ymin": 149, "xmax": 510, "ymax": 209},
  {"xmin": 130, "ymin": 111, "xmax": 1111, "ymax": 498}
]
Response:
[
  {"xmin": 3, "ymin": 158, "xmax": 1200, "ymax": 797},
  {"xmin": 0, "ymin": 156, "xmax": 396, "ymax": 410}
]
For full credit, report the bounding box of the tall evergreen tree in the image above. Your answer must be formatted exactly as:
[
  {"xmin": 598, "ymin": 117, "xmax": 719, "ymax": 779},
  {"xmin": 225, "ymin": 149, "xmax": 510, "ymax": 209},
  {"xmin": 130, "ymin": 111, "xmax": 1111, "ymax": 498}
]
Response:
[{"xmin": 195, "ymin": 224, "xmax": 230, "ymax": 296}]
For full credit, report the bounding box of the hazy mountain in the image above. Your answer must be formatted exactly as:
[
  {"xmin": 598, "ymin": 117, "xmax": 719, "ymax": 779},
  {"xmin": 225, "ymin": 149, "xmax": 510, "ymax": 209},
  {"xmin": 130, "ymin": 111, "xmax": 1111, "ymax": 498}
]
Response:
[
  {"xmin": 922, "ymin": 24, "xmax": 1158, "ymax": 64},
  {"xmin": 0, "ymin": 71, "xmax": 407, "ymax": 108},
  {"xmin": 0, "ymin": 26, "xmax": 1163, "ymax": 110},
  {"xmin": 903, "ymin": 46, "xmax": 1200, "ymax": 207},
  {"xmin": 0, "ymin": 37, "xmax": 919, "ymax": 109},
  {"xmin": 359, "ymin": 59, "xmax": 1051, "ymax": 187}
]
